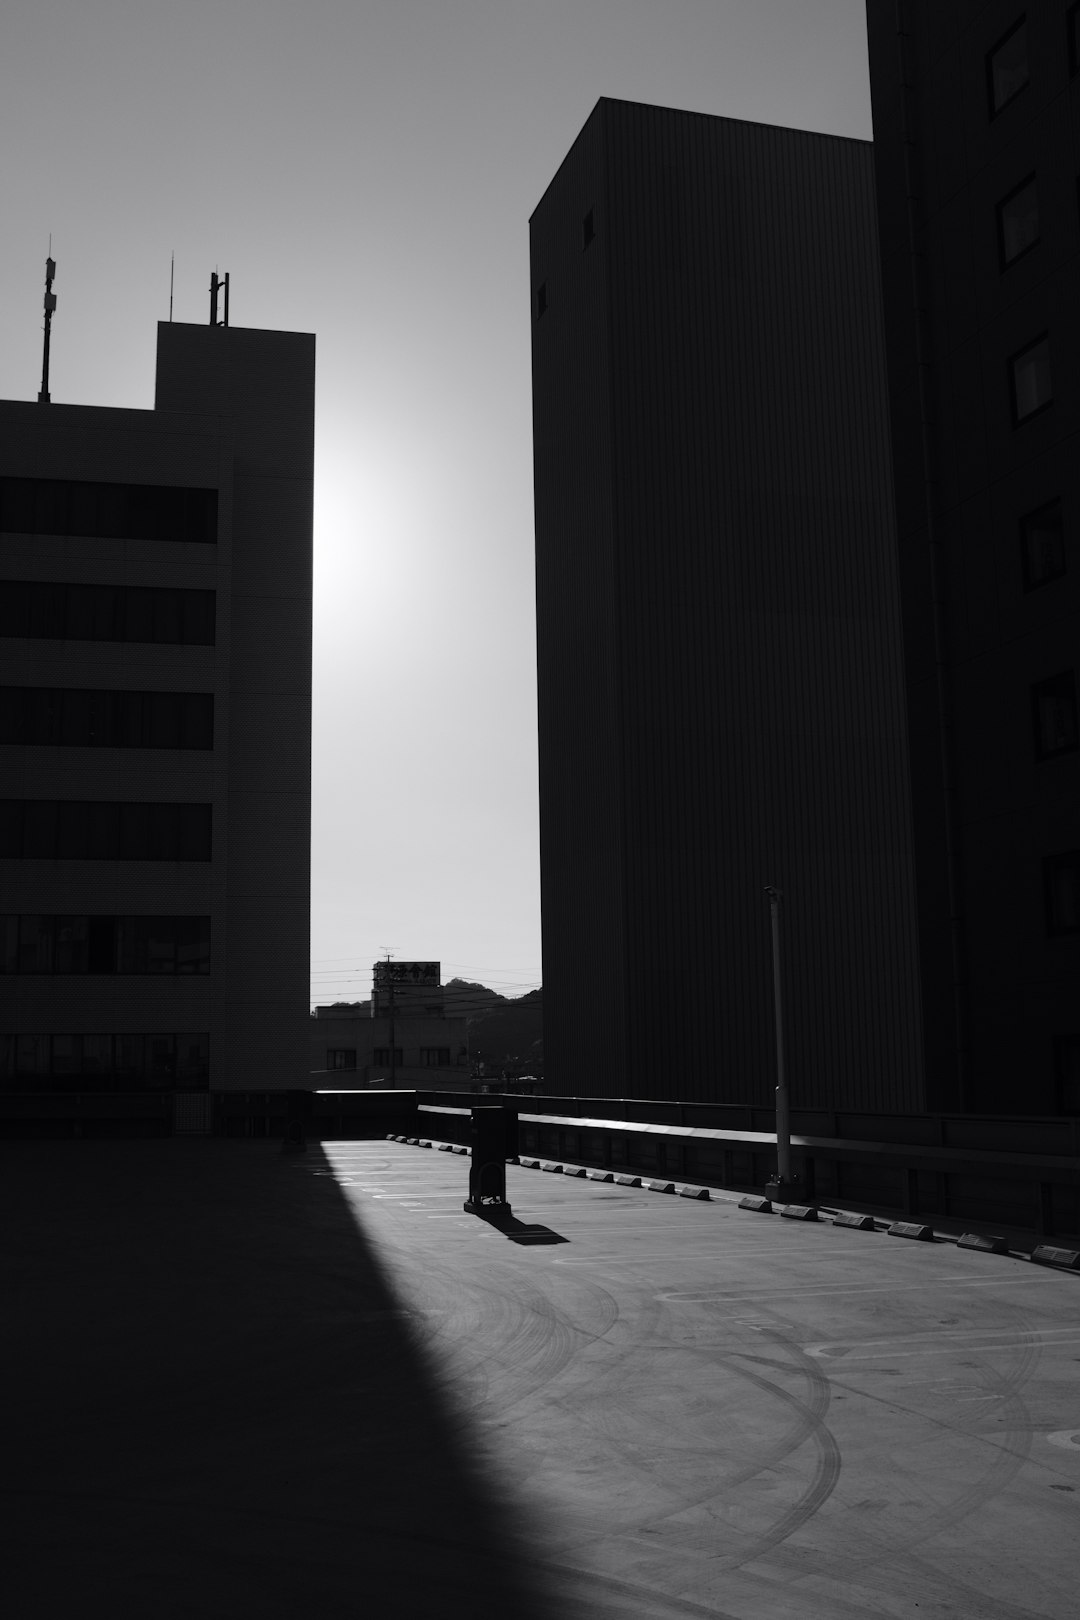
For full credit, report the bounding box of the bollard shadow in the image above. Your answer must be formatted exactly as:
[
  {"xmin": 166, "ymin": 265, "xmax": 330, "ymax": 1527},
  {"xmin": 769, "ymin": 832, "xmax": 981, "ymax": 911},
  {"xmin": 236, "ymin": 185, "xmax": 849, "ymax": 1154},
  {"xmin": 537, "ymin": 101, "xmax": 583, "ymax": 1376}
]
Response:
[
  {"xmin": 0, "ymin": 1138, "xmax": 558, "ymax": 1620},
  {"xmin": 469, "ymin": 1206, "xmax": 570, "ymax": 1245}
]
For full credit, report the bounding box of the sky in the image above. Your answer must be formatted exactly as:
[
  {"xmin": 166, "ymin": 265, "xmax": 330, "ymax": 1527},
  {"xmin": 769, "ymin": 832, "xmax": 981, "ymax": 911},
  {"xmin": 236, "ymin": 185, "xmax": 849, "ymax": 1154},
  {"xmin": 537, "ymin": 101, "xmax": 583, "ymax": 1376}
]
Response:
[{"xmin": 0, "ymin": 0, "xmax": 873, "ymax": 1009}]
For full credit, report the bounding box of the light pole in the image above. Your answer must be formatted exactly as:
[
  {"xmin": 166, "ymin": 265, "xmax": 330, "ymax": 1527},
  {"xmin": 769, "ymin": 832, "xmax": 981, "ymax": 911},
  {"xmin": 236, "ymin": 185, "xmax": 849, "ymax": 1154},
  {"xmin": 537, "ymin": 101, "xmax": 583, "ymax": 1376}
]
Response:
[{"xmin": 763, "ymin": 885, "xmax": 796, "ymax": 1202}]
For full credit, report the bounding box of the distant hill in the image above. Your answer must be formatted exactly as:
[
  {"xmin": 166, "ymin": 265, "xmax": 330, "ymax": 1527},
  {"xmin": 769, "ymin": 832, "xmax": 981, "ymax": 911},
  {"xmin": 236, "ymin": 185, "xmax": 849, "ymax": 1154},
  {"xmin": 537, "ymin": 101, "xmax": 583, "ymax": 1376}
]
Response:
[{"xmin": 443, "ymin": 979, "xmax": 543, "ymax": 1077}]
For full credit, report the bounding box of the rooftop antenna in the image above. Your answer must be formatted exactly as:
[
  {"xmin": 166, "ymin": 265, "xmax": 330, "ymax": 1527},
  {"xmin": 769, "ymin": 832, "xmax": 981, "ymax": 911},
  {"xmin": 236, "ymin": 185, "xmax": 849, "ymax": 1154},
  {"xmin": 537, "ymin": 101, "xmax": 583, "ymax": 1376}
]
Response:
[
  {"xmin": 209, "ymin": 268, "xmax": 230, "ymax": 327},
  {"xmin": 169, "ymin": 252, "xmax": 174, "ymax": 322},
  {"xmin": 38, "ymin": 247, "xmax": 57, "ymax": 404}
]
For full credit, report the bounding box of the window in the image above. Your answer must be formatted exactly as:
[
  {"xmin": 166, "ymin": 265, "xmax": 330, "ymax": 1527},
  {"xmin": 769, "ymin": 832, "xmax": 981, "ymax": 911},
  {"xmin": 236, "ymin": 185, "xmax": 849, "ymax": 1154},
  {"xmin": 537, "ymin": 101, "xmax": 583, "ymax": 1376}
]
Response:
[
  {"xmin": 174, "ymin": 917, "xmax": 211, "ymax": 975},
  {"xmin": 1056, "ymin": 1034, "xmax": 1080, "ymax": 1114},
  {"xmin": 0, "ymin": 802, "xmax": 212, "ymax": 861},
  {"xmin": 1020, "ymin": 499, "xmax": 1066, "ymax": 590},
  {"xmin": 1010, "ymin": 335, "xmax": 1052, "ymax": 424},
  {"xmin": 326, "ymin": 1048, "xmax": 357, "ymax": 1070},
  {"xmin": 1045, "ymin": 851, "xmax": 1080, "ymax": 936},
  {"xmin": 0, "ymin": 1032, "xmax": 208, "ymax": 1090},
  {"xmin": 1069, "ymin": 3, "xmax": 1080, "ymax": 77},
  {"xmin": 0, "ymin": 916, "xmax": 210, "ymax": 974},
  {"xmin": 53, "ymin": 916, "xmax": 89, "ymax": 974},
  {"xmin": 1032, "ymin": 673, "xmax": 1079, "ymax": 760},
  {"xmin": 373, "ymin": 1048, "xmax": 403, "ymax": 1067},
  {"xmin": 0, "ymin": 687, "xmax": 213, "ymax": 749},
  {"xmin": 176, "ymin": 1034, "xmax": 210, "ymax": 1085},
  {"xmin": 82, "ymin": 1035, "xmax": 114, "ymax": 1079},
  {"xmin": 0, "ymin": 478, "xmax": 217, "ymax": 543},
  {"xmin": 420, "ymin": 1047, "xmax": 452, "ymax": 1066},
  {"xmin": 535, "ymin": 281, "xmax": 548, "ymax": 319},
  {"xmin": 987, "ymin": 17, "xmax": 1029, "ymax": 116},
  {"xmin": 17, "ymin": 914, "xmax": 53, "ymax": 972},
  {"xmin": 0, "ymin": 581, "xmax": 216, "ymax": 646},
  {"xmin": 997, "ymin": 175, "xmax": 1039, "ymax": 267},
  {"xmin": 146, "ymin": 1035, "xmax": 177, "ymax": 1085},
  {"xmin": 88, "ymin": 917, "xmax": 117, "ymax": 973},
  {"xmin": 582, "ymin": 209, "xmax": 595, "ymax": 248}
]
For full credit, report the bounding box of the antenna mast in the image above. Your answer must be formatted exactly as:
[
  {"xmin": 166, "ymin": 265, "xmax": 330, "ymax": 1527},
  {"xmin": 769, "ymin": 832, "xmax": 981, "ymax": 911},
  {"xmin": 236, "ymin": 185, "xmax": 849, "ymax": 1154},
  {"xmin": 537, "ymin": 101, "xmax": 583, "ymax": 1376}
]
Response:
[
  {"xmin": 38, "ymin": 255, "xmax": 57, "ymax": 404},
  {"xmin": 209, "ymin": 270, "xmax": 230, "ymax": 327},
  {"xmin": 169, "ymin": 252, "xmax": 174, "ymax": 322}
]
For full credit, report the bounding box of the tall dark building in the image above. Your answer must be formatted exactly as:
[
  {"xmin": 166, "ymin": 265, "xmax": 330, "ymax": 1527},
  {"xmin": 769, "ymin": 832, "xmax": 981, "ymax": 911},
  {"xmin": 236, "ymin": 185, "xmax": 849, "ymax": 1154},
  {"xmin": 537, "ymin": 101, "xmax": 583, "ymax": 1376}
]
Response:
[
  {"xmin": 530, "ymin": 99, "xmax": 924, "ymax": 1110},
  {"xmin": 1, "ymin": 321, "xmax": 314, "ymax": 1119},
  {"xmin": 866, "ymin": 3, "xmax": 1080, "ymax": 1114}
]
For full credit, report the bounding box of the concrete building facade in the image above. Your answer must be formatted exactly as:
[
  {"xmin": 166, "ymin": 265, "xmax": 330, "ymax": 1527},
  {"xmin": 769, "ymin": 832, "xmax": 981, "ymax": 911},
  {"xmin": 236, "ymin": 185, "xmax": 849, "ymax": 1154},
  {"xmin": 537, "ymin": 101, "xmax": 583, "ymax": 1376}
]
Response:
[
  {"xmin": 309, "ymin": 1006, "xmax": 469, "ymax": 1091},
  {"xmin": 866, "ymin": 1, "xmax": 1080, "ymax": 1113},
  {"xmin": 530, "ymin": 99, "xmax": 924, "ymax": 1110},
  {"xmin": 0, "ymin": 321, "xmax": 314, "ymax": 1104}
]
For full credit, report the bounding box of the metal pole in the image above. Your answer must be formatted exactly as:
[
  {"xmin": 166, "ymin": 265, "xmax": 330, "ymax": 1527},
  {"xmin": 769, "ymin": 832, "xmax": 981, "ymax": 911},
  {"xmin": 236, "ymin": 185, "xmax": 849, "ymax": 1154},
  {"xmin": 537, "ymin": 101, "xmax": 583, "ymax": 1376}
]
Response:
[
  {"xmin": 388, "ymin": 964, "xmax": 397, "ymax": 1088},
  {"xmin": 764, "ymin": 886, "xmax": 791, "ymax": 1188}
]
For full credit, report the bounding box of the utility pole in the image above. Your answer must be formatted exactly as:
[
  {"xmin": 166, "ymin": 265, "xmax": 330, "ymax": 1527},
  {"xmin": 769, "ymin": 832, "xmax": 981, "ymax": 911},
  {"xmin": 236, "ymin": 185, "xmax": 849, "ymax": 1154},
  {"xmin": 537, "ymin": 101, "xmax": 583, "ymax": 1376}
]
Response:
[
  {"xmin": 763, "ymin": 885, "xmax": 797, "ymax": 1203},
  {"xmin": 388, "ymin": 965, "xmax": 397, "ymax": 1088},
  {"xmin": 379, "ymin": 950, "xmax": 397, "ymax": 1088}
]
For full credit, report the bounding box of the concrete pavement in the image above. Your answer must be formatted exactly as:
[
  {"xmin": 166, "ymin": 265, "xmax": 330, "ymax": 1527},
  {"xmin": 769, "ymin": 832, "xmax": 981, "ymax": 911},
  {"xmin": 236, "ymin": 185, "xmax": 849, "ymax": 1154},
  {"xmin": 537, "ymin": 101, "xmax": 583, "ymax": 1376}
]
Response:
[{"xmin": 4, "ymin": 1138, "xmax": 1079, "ymax": 1618}]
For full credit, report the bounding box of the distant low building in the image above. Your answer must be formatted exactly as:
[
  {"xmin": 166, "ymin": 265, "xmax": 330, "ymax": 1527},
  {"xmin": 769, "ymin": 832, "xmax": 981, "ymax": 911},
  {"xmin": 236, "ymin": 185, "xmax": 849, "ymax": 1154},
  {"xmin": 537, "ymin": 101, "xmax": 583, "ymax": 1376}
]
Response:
[{"xmin": 309, "ymin": 1002, "xmax": 468, "ymax": 1091}]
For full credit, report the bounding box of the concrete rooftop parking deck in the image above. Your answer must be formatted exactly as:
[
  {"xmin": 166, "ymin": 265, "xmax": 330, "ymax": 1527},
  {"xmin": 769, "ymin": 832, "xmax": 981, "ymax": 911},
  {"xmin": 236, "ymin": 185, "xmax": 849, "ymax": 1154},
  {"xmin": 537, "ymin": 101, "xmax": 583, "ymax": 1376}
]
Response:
[{"xmin": 4, "ymin": 1138, "xmax": 1079, "ymax": 1619}]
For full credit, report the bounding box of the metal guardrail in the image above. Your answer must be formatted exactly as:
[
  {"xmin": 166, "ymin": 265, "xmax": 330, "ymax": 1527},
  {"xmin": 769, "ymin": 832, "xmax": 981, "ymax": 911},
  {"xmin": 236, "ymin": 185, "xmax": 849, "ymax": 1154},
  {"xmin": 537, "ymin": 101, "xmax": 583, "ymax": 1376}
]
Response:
[
  {"xmin": 1, "ymin": 1085, "xmax": 1076, "ymax": 1241},
  {"xmin": 415, "ymin": 1093, "xmax": 1080, "ymax": 1243}
]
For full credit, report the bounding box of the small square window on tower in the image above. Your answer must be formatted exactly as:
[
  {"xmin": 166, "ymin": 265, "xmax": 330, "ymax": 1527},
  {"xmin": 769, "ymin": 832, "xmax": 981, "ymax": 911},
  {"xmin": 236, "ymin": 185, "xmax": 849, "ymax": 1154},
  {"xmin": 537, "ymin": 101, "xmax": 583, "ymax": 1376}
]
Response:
[
  {"xmin": 535, "ymin": 281, "xmax": 548, "ymax": 319},
  {"xmin": 1020, "ymin": 499, "xmax": 1066, "ymax": 590},
  {"xmin": 1009, "ymin": 334, "xmax": 1052, "ymax": 425},
  {"xmin": 1032, "ymin": 672, "xmax": 1079, "ymax": 760},
  {"xmin": 987, "ymin": 17, "xmax": 1029, "ymax": 116},
  {"xmin": 997, "ymin": 175, "xmax": 1039, "ymax": 267},
  {"xmin": 582, "ymin": 209, "xmax": 595, "ymax": 248}
]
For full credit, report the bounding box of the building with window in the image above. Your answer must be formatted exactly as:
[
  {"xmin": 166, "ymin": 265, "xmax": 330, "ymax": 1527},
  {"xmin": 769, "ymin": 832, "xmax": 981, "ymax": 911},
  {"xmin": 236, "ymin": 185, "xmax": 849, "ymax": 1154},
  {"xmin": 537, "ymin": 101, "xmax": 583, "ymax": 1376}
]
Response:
[
  {"xmin": 530, "ymin": 98, "xmax": 924, "ymax": 1110},
  {"xmin": 309, "ymin": 1003, "xmax": 468, "ymax": 1090},
  {"xmin": 866, "ymin": 2, "xmax": 1080, "ymax": 1112},
  {"xmin": 1, "ymin": 320, "xmax": 314, "ymax": 1111}
]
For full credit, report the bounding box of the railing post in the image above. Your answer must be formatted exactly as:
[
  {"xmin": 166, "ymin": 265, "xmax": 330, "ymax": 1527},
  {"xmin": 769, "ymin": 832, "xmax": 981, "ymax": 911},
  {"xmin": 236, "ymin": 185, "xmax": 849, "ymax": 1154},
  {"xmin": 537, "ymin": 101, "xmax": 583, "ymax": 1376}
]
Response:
[{"xmin": 764, "ymin": 885, "xmax": 803, "ymax": 1203}]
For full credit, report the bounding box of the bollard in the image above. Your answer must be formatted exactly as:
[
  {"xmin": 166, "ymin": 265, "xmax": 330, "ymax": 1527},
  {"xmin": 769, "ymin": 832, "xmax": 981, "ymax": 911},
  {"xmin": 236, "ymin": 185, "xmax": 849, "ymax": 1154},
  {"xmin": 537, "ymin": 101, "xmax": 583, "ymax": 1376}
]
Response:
[{"xmin": 464, "ymin": 1106, "xmax": 513, "ymax": 1217}]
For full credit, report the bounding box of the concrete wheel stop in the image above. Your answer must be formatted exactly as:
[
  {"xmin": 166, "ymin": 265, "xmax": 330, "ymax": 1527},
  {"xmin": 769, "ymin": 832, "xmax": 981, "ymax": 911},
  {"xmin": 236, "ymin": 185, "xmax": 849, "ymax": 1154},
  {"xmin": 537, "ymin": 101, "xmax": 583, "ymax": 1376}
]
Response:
[
  {"xmin": 958, "ymin": 1232, "xmax": 1010, "ymax": 1255},
  {"xmin": 1031, "ymin": 1245, "xmax": 1080, "ymax": 1270},
  {"xmin": 833, "ymin": 1211, "xmax": 876, "ymax": 1231},
  {"xmin": 888, "ymin": 1221, "xmax": 935, "ymax": 1241}
]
